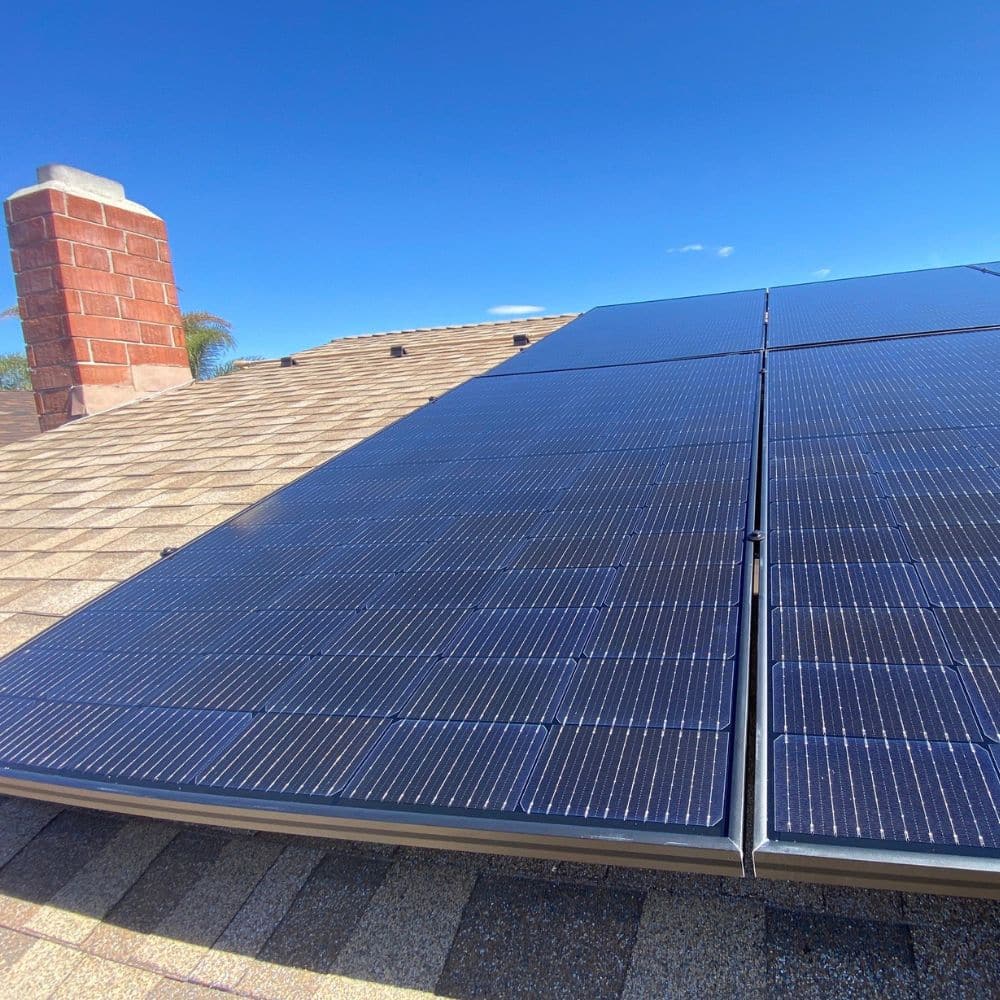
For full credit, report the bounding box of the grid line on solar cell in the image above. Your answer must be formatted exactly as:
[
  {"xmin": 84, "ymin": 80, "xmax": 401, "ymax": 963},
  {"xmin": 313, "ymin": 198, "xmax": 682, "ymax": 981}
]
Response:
[
  {"xmin": 523, "ymin": 725, "xmax": 730, "ymax": 827},
  {"xmin": 588, "ymin": 605, "xmax": 740, "ymax": 660},
  {"xmin": 769, "ymin": 475, "xmax": 884, "ymax": 504},
  {"xmin": 770, "ymin": 564, "xmax": 929, "ymax": 608},
  {"xmin": 772, "ymin": 735, "xmax": 1000, "ymax": 848},
  {"xmin": 262, "ymin": 575, "xmax": 393, "ymax": 611},
  {"xmin": 343, "ymin": 719, "xmax": 547, "ymax": 812},
  {"xmin": 772, "ymin": 662, "xmax": 982, "ymax": 741},
  {"xmin": 639, "ymin": 501, "xmax": 747, "ymax": 534},
  {"xmin": 559, "ymin": 658, "xmax": 735, "ymax": 730},
  {"xmin": 209, "ymin": 610, "xmax": 357, "ymax": 656},
  {"xmin": 196, "ymin": 714, "xmax": 392, "ymax": 798},
  {"xmin": 528, "ymin": 507, "xmax": 640, "ymax": 540},
  {"xmin": 398, "ymin": 657, "xmax": 572, "ymax": 723}
]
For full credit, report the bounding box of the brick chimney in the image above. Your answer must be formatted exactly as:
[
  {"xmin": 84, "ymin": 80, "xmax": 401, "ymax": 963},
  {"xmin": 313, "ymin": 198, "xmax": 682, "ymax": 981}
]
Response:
[{"xmin": 4, "ymin": 165, "xmax": 191, "ymax": 430}]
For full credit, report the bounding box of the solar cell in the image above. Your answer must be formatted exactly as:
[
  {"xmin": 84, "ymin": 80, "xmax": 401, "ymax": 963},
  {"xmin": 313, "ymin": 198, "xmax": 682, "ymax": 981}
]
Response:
[
  {"xmin": 604, "ymin": 563, "xmax": 741, "ymax": 607},
  {"xmin": 197, "ymin": 715, "xmax": 392, "ymax": 798},
  {"xmin": 399, "ymin": 657, "xmax": 571, "ymax": 723},
  {"xmin": 934, "ymin": 608, "xmax": 1000, "ymax": 666},
  {"xmin": 322, "ymin": 608, "xmax": 470, "ymax": 657},
  {"xmin": 523, "ymin": 725, "xmax": 730, "ymax": 827},
  {"xmin": 772, "ymin": 662, "xmax": 981, "ymax": 740},
  {"xmin": 915, "ymin": 560, "xmax": 1000, "ymax": 608},
  {"xmin": 366, "ymin": 570, "xmax": 499, "ymax": 609},
  {"xmin": 477, "ymin": 567, "xmax": 616, "ymax": 608},
  {"xmin": 770, "ymin": 563, "xmax": 928, "ymax": 608},
  {"xmin": 772, "ymin": 736, "xmax": 1000, "ymax": 848},
  {"xmin": 770, "ymin": 527, "xmax": 911, "ymax": 563},
  {"xmin": 885, "ymin": 493, "xmax": 1000, "ymax": 526},
  {"xmin": 898, "ymin": 524, "xmax": 1000, "ymax": 561},
  {"xmin": 266, "ymin": 655, "xmax": 433, "ymax": 717},
  {"xmin": 559, "ymin": 658, "xmax": 734, "ymax": 729},
  {"xmin": 588, "ymin": 605, "xmax": 739, "ymax": 660},
  {"xmin": 443, "ymin": 607, "xmax": 600, "ymax": 660},
  {"xmin": 626, "ymin": 531, "xmax": 743, "ymax": 566},
  {"xmin": 771, "ymin": 607, "xmax": 952, "ymax": 664},
  {"xmin": 769, "ymin": 497, "xmax": 895, "ymax": 530},
  {"xmin": 343, "ymin": 720, "xmax": 546, "ymax": 812}
]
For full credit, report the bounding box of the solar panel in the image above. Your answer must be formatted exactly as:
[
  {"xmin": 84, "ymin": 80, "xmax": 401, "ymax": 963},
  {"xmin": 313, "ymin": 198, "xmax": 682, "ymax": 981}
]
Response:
[
  {"xmin": 769, "ymin": 266, "xmax": 1000, "ymax": 347},
  {"xmin": 491, "ymin": 288, "xmax": 765, "ymax": 373},
  {"xmin": 759, "ymin": 326, "xmax": 1000, "ymax": 892},
  {"xmin": 0, "ymin": 334, "xmax": 760, "ymax": 871}
]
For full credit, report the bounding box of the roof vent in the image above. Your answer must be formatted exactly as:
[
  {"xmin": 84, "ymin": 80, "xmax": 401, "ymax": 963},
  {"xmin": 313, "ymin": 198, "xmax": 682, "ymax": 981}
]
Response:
[
  {"xmin": 389, "ymin": 345, "xmax": 407, "ymax": 358},
  {"xmin": 513, "ymin": 333, "xmax": 531, "ymax": 347},
  {"xmin": 280, "ymin": 356, "xmax": 297, "ymax": 367}
]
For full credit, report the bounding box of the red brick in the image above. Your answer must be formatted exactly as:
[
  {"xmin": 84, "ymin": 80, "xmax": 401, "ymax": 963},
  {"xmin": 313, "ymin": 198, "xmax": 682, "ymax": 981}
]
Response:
[
  {"xmin": 20, "ymin": 316, "xmax": 66, "ymax": 345},
  {"xmin": 131, "ymin": 279, "xmax": 166, "ymax": 303},
  {"xmin": 77, "ymin": 363, "xmax": 130, "ymax": 386},
  {"xmin": 125, "ymin": 232, "xmax": 159, "ymax": 259},
  {"xmin": 157, "ymin": 240, "xmax": 172, "ymax": 262},
  {"xmin": 72, "ymin": 244, "xmax": 111, "ymax": 271},
  {"xmin": 66, "ymin": 314, "xmax": 141, "ymax": 342},
  {"xmin": 14, "ymin": 267, "xmax": 54, "ymax": 294},
  {"xmin": 110, "ymin": 252, "xmax": 173, "ymax": 282},
  {"xmin": 20, "ymin": 289, "xmax": 81, "ymax": 319},
  {"xmin": 104, "ymin": 205, "xmax": 166, "ymax": 239},
  {"xmin": 6, "ymin": 188, "xmax": 66, "ymax": 223},
  {"xmin": 126, "ymin": 343, "xmax": 188, "ymax": 368},
  {"xmin": 29, "ymin": 366, "xmax": 74, "ymax": 391},
  {"xmin": 8, "ymin": 216, "xmax": 48, "ymax": 247},
  {"xmin": 56, "ymin": 265, "xmax": 132, "ymax": 296},
  {"xmin": 48, "ymin": 214, "xmax": 126, "ymax": 251},
  {"xmin": 38, "ymin": 387, "xmax": 72, "ymax": 415},
  {"xmin": 64, "ymin": 194, "xmax": 105, "ymax": 224},
  {"xmin": 164, "ymin": 283, "xmax": 179, "ymax": 307},
  {"xmin": 15, "ymin": 240, "xmax": 74, "ymax": 270},
  {"xmin": 120, "ymin": 298, "xmax": 180, "ymax": 325},
  {"xmin": 89, "ymin": 339, "xmax": 129, "ymax": 364},
  {"xmin": 139, "ymin": 322, "xmax": 174, "ymax": 346},
  {"xmin": 31, "ymin": 339, "xmax": 78, "ymax": 366},
  {"xmin": 79, "ymin": 291, "xmax": 120, "ymax": 318},
  {"xmin": 171, "ymin": 326, "xmax": 185, "ymax": 348}
]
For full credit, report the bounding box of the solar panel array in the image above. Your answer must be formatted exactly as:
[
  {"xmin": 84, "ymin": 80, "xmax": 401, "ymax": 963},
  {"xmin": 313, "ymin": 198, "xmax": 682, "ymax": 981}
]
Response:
[
  {"xmin": 0, "ymin": 297, "xmax": 762, "ymax": 846},
  {"xmin": 766, "ymin": 328, "xmax": 1000, "ymax": 857},
  {"xmin": 3, "ymin": 262, "xmax": 1000, "ymax": 886}
]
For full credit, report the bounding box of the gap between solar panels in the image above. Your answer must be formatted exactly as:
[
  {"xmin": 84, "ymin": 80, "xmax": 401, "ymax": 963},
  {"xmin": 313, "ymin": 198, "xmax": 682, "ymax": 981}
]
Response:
[{"xmin": 0, "ymin": 289, "xmax": 768, "ymax": 876}]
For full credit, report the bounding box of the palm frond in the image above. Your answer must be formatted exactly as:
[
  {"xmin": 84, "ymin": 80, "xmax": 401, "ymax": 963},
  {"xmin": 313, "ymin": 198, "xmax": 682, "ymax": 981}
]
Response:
[{"xmin": 182, "ymin": 312, "xmax": 237, "ymax": 380}]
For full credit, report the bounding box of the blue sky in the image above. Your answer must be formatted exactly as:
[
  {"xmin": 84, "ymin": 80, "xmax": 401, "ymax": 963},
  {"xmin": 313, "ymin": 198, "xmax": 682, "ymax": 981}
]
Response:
[{"xmin": 4, "ymin": 2, "xmax": 1000, "ymax": 359}]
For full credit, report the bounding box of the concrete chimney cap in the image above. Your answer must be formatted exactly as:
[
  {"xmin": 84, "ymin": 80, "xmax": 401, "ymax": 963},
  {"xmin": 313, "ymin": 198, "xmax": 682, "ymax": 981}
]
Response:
[{"xmin": 7, "ymin": 163, "xmax": 160, "ymax": 219}]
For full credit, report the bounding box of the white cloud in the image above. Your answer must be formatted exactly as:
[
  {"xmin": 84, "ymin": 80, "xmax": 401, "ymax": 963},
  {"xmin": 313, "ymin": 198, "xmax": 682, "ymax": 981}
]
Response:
[
  {"xmin": 717, "ymin": 246, "xmax": 734, "ymax": 258},
  {"xmin": 812, "ymin": 267, "xmax": 832, "ymax": 278},
  {"xmin": 667, "ymin": 243, "xmax": 704, "ymax": 254},
  {"xmin": 487, "ymin": 304, "xmax": 545, "ymax": 316}
]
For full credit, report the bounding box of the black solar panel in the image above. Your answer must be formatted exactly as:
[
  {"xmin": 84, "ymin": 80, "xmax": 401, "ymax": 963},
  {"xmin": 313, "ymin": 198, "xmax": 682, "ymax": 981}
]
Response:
[
  {"xmin": 763, "ymin": 327, "xmax": 1000, "ymax": 879},
  {"xmin": 769, "ymin": 266, "xmax": 1000, "ymax": 347},
  {"xmin": 491, "ymin": 288, "xmax": 765, "ymax": 373}
]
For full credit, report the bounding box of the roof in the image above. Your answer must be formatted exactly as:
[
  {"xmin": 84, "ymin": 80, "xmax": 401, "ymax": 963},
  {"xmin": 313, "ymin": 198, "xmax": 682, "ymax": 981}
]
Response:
[
  {"xmin": 0, "ymin": 391, "xmax": 38, "ymax": 447},
  {"xmin": 0, "ymin": 313, "xmax": 573, "ymax": 657},
  {"xmin": 0, "ymin": 797, "xmax": 994, "ymax": 997}
]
